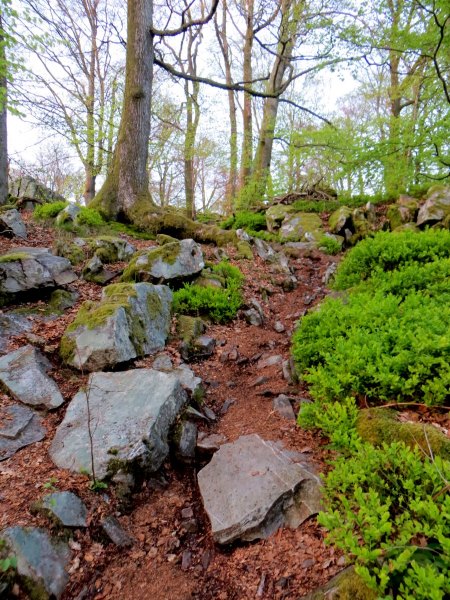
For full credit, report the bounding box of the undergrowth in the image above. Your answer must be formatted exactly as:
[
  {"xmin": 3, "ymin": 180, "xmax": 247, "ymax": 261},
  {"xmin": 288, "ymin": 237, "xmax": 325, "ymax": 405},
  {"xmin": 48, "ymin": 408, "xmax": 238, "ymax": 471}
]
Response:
[
  {"xmin": 293, "ymin": 227, "xmax": 450, "ymax": 599},
  {"xmin": 172, "ymin": 261, "xmax": 243, "ymax": 323}
]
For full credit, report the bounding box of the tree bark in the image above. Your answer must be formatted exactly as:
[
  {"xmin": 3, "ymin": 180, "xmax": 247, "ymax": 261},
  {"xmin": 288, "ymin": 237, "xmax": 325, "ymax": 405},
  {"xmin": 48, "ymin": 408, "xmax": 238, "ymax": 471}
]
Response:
[
  {"xmin": 91, "ymin": 0, "xmax": 155, "ymax": 220},
  {"xmin": 0, "ymin": 12, "xmax": 8, "ymax": 206},
  {"xmin": 239, "ymin": 0, "xmax": 254, "ymax": 192}
]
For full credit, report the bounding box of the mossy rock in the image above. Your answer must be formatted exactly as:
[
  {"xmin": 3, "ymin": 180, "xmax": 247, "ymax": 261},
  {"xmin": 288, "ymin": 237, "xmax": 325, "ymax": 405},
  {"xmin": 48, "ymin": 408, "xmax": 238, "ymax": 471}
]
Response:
[
  {"xmin": 157, "ymin": 233, "xmax": 179, "ymax": 245},
  {"xmin": 0, "ymin": 252, "xmax": 31, "ymax": 263},
  {"xmin": 85, "ymin": 236, "xmax": 136, "ymax": 263},
  {"xmin": 301, "ymin": 567, "xmax": 376, "ymax": 600},
  {"xmin": 53, "ymin": 239, "xmax": 86, "ymax": 265},
  {"xmin": 176, "ymin": 315, "xmax": 206, "ymax": 343},
  {"xmin": 392, "ymin": 222, "xmax": 419, "ymax": 233},
  {"xmin": 279, "ymin": 212, "xmax": 323, "ymax": 242},
  {"xmin": 265, "ymin": 204, "xmax": 295, "ymax": 233},
  {"xmin": 387, "ymin": 204, "xmax": 416, "ymax": 230},
  {"xmin": 329, "ymin": 206, "xmax": 353, "ymax": 234},
  {"xmin": 237, "ymin": 241, "xmax": 254, "ymax": 259},
  {"xmin": 356, "ymin": 408, "xmax": 450, "ymax": 460}
]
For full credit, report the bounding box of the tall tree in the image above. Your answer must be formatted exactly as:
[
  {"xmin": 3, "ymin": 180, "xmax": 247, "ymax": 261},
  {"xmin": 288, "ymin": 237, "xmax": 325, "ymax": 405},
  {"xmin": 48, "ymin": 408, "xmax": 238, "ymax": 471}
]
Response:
[{"xmin": 0, "ymin": 9, "xmax": 8, "ymax": 205}]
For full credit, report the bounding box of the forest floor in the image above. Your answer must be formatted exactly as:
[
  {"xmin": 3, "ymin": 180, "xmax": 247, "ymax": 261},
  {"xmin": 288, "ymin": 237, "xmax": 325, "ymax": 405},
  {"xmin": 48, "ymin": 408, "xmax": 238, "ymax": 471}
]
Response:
[{"xmin": 0, "ymin": 212, "xmax": 378, "ymax": 599}]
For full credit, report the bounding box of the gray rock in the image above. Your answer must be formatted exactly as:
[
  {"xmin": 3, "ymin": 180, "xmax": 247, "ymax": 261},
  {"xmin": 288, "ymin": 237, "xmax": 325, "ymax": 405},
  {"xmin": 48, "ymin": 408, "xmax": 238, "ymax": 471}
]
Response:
[
  {"xmin": 42, "ymin": 491, "xmax": 88, "ymax": 528},
  {"xmin": 0, "ymin": 209, "xmax": 27, "ymax": 238},
  {"xmin": 265, "ymin": 204, "xmax": 294, "ymax": 232},
  {"xmin": 174, "ymin": 421, "xmax": 197, "ymax": 460},
  {"xmin": 196, "ymin": 432, "xmax": 227, "ymax": 453},
  {"xmin": 202, "ymin": 405, "xmax": 217, "ymax": 421},
  {"xmin": 9, "ymin": 176, "xmax": 65, "ymax": 205},
  {"xmin": 122, "ymin": 239, "xmax": 204, "ymax": 283},
  {"xmin": 55, "ymin": 203, "xmax": 81, "ymax": 226},
  {"xmin": 0, "ymin": 247, "xmax": 77, "ymax": 305},
  {"xmin": 328, "ymin": 206, "xmax": 352, "ymax": 235},
  {"xmin": 274, "ymin": 321, "xmax": 285, "ymax": 333},
  {"xmin": 0, "ymin": 345, "xmax": 64, "ymax": 409},
  {"xmin": 50, "ymin": 369, "xmax": 188, "ymax": 479},
  {"xmin": 1, "ymin": 526, "xmax": 70, "ymax": 599},
  {"xmin": 273, "ymin": 395, "xmax": 296, "ymax": 421},
  {"xmin": 180, "ymin": 335, "xmax": 216, "ymax": 362},
  {"xmin": 185, "ymin": 406, "xmax": 209, "ymax": 421},
  {"xmin": 198, "ymin": 434, "xmax": 322, "ymax": 544},
  {"xmin": 81, "ymin": 255, "xmax": 115, "ymax": 285},
  {"xmin": 253, "ymin": 237, "xmax": 277, "ymax": 261},
  {"xmin": 322, "ymin": 262, "xmax": 338, "ymax": 285},
  {"xmin": 0, "ymin": 404, "xmax": 45, "ymax": 461},
  {"xmin": 244, "ymin": 308, "xmax": 264, "ymax": 327},
  {"xmin": 88, "ymin": 236, "xmax": 136, "ymax": 262},
  {"xmin": 0, "ymin": 312, "xmax": 33, "ymax": 353},
  {"xmin": 417, "ymin": 186, "xmax": 450, "ymax": 227},
  {"xmin": 152, "ymin": 353, "xmax": 174, "ymax": 370},
  {"xmin": 257, "ymin": 355, "xmax": 283, "ymax": 370},
  {"xmin": 235, "ymin": 228, "xmax": 252, "ymax": 242},
  {"xmin": 60, "ymin": 282, "xmax": 173, "ymax": 371},
  {"xmin": 173, "ymin": 363, "xmax": 204, "ymax": 401},
  {"xmin": 101, "ymin": 515, "xmax": 134, "ymax": 547}
]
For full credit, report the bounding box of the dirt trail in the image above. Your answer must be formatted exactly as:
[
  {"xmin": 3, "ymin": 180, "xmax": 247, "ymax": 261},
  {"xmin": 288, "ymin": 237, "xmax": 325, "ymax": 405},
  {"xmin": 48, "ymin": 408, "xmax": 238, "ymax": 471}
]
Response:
[{"xmin": 0, "ymin": 219, "xmax": 344, "ymax": 599}]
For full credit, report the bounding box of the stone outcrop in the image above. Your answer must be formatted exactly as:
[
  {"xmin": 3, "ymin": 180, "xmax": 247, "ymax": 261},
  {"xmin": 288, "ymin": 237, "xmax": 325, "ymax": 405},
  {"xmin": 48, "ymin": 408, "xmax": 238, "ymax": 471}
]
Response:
[
  {"xmin": 417, "ymin": 185, "xmax": 450, "ymax": 227},
  {"xmin": 60, "ymin": 282, "xmax": 172, "ymax": 371},
  {"xmin": 0, "ymin": 345, "xmax": 64, "ymax": 409},
  {"xmin": 50, "ymin": 369, "xmax": 188, "ymax": 479},
  {"xmin": 86, "ymin": 236, "xmax": 136, "ymax": 263},
  {"xmin": 41, "ymin": 492, "xmax": 88, "ymax": 528},
  {"xmin": 198, "ymin": 434, "xmax": 322, "ymax": 544},
  {"xmin": 121, "ymin": 239, "xmax": 204, "ymax": 283},
  {"xmin": 0, "ymin": 247, "xmax": 77, "ymax": 305}
]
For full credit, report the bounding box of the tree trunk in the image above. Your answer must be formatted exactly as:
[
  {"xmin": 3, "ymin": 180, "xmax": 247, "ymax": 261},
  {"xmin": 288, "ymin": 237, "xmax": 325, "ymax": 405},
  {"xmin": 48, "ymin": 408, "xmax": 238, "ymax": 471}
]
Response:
[
  {"xmin": 0, "ymin": 13, "xmax": 8, "ymax": 206},
  {"xmin": 239, "ymin": 0, "xmax": 254, "ymax": 192},
  {"xmin": 91, "ymin": 0, "xmax": 155, "ymax": 221}
]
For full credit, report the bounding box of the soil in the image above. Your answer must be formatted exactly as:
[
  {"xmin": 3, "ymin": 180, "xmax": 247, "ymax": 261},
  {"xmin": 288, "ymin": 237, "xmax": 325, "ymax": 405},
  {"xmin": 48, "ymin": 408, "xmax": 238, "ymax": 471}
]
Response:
[{"xmin": 0, "ymin": 211, "xmax": 444, "ymax": 600}]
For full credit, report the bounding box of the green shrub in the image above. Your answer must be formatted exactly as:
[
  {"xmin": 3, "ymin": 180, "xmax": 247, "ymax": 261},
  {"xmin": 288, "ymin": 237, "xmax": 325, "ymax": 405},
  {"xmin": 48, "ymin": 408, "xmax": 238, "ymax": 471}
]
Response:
[
  {"xmin": 292, "ymin": 290, "xmax": 449, "ymax": 406},
  {"xmin": 233, "ymin": 210, "xmax": 267, "ymax": 231},
  {"xmin": 298, "ymin": 396, "xmax": 361, "ymax": 452},
  {"xmin": 33, "ymin": 201, "xmax": 68, "ymax": 220},
  {"xmin": 318, "ymin": 442, "xmax": 450, "ymax": 600},
  {"xmin": 76, "ymin": 207, "xmax": 105, "ymax": 227},
  {"xmin": 173, "ymin": 260, "xmax": 243, "ymax": 323},
  {"xmin": 333, "ymin": 229, "xmax": 450, "ymax": 290},
  {"xmin": 319, "ymin": 236, "xmax": 342, "ymax": 255}
]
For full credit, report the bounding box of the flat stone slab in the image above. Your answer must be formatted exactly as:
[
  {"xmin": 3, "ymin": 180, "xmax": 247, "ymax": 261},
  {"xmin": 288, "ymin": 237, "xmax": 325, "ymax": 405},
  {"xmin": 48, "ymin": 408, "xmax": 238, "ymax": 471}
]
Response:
[
  {"xmin": 0, "ymin": 209, "xmax": 27, "ymax": 239},
  {"xmin": 50, "ymin": 369, "xmax": 188, "ymax": 480},
  {"xmin": 198, "ymin": 434, "xmax": 322, "ymax": 544},
  {"xmin": 42, "ymin": 491, "xmax": 88, "ymax": 528},
  {"xmin": 0, "ymin": 404, "xmax": 45, "ymax": 461},
  {"xmin": 0, "ymin": 312, "xmax": 33, "ymax": 354},
  {"xmin": 1, "ymin": 526, "xmax": 70, "ymax": 599},
  {"xmin": 0, "ymin": 345, "xmax": 64, "ymax": 409}
]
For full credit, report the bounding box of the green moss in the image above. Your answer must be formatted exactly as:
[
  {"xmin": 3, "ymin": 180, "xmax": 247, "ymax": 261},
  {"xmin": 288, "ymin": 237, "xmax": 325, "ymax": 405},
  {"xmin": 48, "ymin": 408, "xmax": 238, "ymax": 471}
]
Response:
[
  {"xmin": 176, "ymin": 315, "xmax": 205, "ymax": 343},
  {"xmin": 121, "ymin": 242, "xmax": 181, "ymax": 282},
  {"xmin": 53, "ymin": 240, "xmax": 85, "ymax": 265},
  {"xmin": 303, "ymin": 568, "xmax": 376, "ymax": 600},
  {"xmin": 237, "ymin": 241, "xmax": 253, "ymax": 259},
  {"xmin": 0, "ymin": 252, "xmax": 30, "ymax": 263},
  {"xmin": 33, "ymin": 201, "xmax": 68, "ymax": 220},
  {"xmin": 146, "ymin": 291, "xmax": 163, "ymax": 319},
  {"xmin": 357, "ymin": 408, "xmax": 450, "ymax": 460},
  {"xmin": 157, "ymin": 233, "xmax": 179, "ymax": 245},
  {"xmin": 60, "ymin": 335, "xmax": 76, "ymax": 363}
]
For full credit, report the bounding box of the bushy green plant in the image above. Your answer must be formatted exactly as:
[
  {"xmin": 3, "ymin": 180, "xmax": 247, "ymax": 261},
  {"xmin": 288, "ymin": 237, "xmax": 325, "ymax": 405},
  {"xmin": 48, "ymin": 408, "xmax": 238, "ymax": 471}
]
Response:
[
  {"xmin": 173, "ymin": 260, "xmax": 243, "ymax": 323},
  {"xmin": 233, "ymin": 210, "xmax": 267, "ymax": 231},
  {"xmin": 76, "ymin": 207, "xmax": 105, "ymax": 227},
  {"xmin": 298, "ymin": 396, "xmax": 361, "ymax": 451},
  {"xmin": 318, "ymin": 442, "xmax": 450, "ymax": 600},
  {"xmin": 33, "ymin": 201, "xmax": 68, "ymax": 220},
  {"xmin": 319, "ymin": 236, "xmax": 342, "ymax": 255},
  {"xmin": 292, "ymin": 290, "xmax": 449, "ymax": 406},
  {"xmin": 333, "ymin": 229, "xmax": 450, "ymax": 290}
]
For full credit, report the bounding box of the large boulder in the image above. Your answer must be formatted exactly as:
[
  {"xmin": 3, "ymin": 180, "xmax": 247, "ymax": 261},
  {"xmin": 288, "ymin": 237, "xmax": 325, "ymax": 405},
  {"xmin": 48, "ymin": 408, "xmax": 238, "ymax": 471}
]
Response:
[
  {"xmin": 0, "ymin": 247, "xmax": 77, "ymax": 306},
  {"xmin": 329, "ymin": 206, "xmax": 353, "ymax": 235},
  {"xmin": 121, "ymin": 239, "xmax": 204, "ymax": 283},
  {"xmin": 60, "ymin": 282, "xmax": 172, "ymax": 371},
  {"xmin": 50, "ymin": 369, "xmax": 188, "ymax": 479},
  {"xmin": 0, "ymin": 345, "xmax": 64, "ymax": 409},
  {"xmin": 8, "ymin": 176, "xmax": 65, "ymax": 207},
  {"xmin": 265, "ymin": 204, "xmax": 295, "ymax": 233},
  {"xmin": 55, "ymin": 203, "xmax": 81, "ymax": 226},
  {"xmin": 0, "ymin": 209, "xmax": 27, "ymax": 239},
  {"xmin": 417, "ymin": 185, "xmax": 450, "ymax": 227},
  {"xmin": 0, "ymin": 404, "xmax": 45, "ymax": 461},
  {"xmin": 0, "ymin": 526, "xmax": 70, "ymax": 600},
  {"xmin": 197, "ymin": 434, "xmax": 322, "ymax": 544},
  {"xmin": 387, "ymin": 198, "xmax": 418, "ymax": 230},
  {"xmin": 279, "ymin": 212, "xmax": 323, "ymax": 242},
  {"xmin": 86, "ymin": 236, "xmax": 136, "ymax": 263}
]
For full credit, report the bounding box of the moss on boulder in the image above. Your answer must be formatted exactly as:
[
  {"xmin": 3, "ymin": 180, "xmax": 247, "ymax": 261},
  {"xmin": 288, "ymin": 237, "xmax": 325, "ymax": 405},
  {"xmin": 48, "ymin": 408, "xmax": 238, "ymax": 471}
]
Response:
[
  {"xmin": 301, "ymin": 567, "xmax": 376, "ymax": 600},
  {"xmin": 356, "ymin": 408, "xmax": 450, "ymax": 460}
]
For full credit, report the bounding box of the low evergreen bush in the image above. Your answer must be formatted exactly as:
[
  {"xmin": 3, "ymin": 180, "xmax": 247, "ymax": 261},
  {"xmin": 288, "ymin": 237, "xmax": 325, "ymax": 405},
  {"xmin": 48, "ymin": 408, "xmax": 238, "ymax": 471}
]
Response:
[{"xmin": 172, "ymin": 261, "xmax": 243, "ymax": 323}]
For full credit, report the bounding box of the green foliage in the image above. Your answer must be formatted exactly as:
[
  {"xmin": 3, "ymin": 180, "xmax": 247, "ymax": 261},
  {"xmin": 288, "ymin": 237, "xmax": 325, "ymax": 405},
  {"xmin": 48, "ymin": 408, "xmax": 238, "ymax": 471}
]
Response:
[
  {"xmin": 318, "ymin": 442, "xmax": 450, "ymax": 599},
  {"xmin": 172, "ymin": 261, "xmax": 243, "ymax": 323},
  {"xmin": 298, "ymin": 396, "xmax": 361, "ymax": 452},
  {"xmin": 33, "ymin": 201, "xmax": 68, "ymax": 220},
  {"xmin": 233, "ymin": 211, "xmax": 267, "ymax": 231},
  {"xmin": 292, "ymin": 289, "xmax": 449, "ymax": 406},
  {"xmin": 319, "ymin": 236, "xmax": 342, "ymax": 255},
  {"xmin": 333, "ymin": 229, "xmax": 450, "ymax": 290},
  {"xmin": 89, "ymin": 480, "xmax": 108, "ymax": 492},
  {"xmin": 76, "ymin": 207, "xmax": 105, "ymax": 227},
  {"xmin": 107, "ymin": 221, "xmax": 156, "ymax": 240},
  {"xmin": 41, "ymin": 477, "xmax": 59, "ymax": 491}
]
